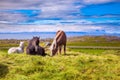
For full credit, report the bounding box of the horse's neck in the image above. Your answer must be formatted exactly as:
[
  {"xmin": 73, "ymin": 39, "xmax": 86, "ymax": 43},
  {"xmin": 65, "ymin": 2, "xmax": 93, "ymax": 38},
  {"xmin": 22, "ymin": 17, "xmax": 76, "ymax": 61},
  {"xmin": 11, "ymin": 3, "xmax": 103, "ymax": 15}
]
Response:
[
  {"xmin": 19, "ymin": 45, "xmax": 24, "ymax": 50},
  {"xmin": 32, "ymin": 42, "xmax": 39, "ymax": 47}
]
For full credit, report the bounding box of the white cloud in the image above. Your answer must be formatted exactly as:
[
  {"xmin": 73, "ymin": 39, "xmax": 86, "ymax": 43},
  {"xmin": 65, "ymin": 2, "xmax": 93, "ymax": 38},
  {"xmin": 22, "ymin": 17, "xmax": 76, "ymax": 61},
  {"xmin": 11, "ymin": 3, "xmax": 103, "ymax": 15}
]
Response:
[
  {"xmin": 0, "ymin": 21, "xmax": 11, "ymax": 24},
  {"xmin": 0, "ymin": 0, "xmax": 84, "ymax": 21},
  {"xmin": 0, "ymin": 0, "xmax": 119, "ymax": 33},
  {"xmin": 0, "ymin": 0, "xmax": 81, "ymax": 10},
  {"xmin": 0, "ymin": 0, "xmax": 118, "ymax": 10},
  {"xmin": 0, "ymin": 0, "xmax": 119, "ymax": 21},
  {"xmin": 0, "ymin": 12, "xmax": 28, "ymax": 23},
  {"xmin": 29, "ymin": 19, "xmax": 93, "ymax": 25},
  {"xmin": 36, "ymin": 0, "xmax": 83, "ymax": 19},
  {"xmin": 1, "ymin": 23, "xmax": 119, "ymax": 33},
  {"xmin": 0, "ymin": 0, "xmax": 41, "ymax": 9},
  {"xmin": 82, "ymin": 0, "xmax": 115, "ymax": 4}
]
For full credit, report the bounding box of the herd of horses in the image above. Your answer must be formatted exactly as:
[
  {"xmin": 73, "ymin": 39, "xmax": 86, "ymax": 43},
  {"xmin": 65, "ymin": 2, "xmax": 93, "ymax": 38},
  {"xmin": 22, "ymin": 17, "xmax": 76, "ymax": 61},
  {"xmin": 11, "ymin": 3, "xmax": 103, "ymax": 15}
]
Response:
[{"xmin": 8, "ymin": 30, "xmax": 67, "ymax": 56}]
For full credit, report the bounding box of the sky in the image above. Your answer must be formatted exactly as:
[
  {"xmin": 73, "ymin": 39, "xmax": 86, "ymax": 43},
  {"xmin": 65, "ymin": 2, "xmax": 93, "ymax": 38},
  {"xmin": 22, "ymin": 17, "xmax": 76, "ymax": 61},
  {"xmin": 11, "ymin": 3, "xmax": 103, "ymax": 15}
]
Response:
[{"xmin": 0, "ymin": 0, "xmax": 120, "ymax": 33}]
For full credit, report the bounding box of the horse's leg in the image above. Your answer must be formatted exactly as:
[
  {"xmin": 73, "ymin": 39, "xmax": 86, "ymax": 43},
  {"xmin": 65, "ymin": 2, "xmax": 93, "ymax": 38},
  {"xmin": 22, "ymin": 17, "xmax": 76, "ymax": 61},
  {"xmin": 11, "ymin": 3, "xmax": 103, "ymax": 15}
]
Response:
[
  {"xmin": 56, "ymin": 47, "xmax": 58, "ymax": 55},
  {"xmin": 37, "ymin": 46, "xmax": 41, "ymax": 55},
  {"xmin": 64, "ymin": 44, "xmax": 66, "ymax": 55},
  {"xmin": 59, "ymin": 45, "xmax": 62, "ymax": 55},
  {"xmin": 27, "ymin": 49, "xmax": 31, "ymax": 54},
  {"xmin": 42, "ymin": 48, "xmax": 46, "ymax": 56}
]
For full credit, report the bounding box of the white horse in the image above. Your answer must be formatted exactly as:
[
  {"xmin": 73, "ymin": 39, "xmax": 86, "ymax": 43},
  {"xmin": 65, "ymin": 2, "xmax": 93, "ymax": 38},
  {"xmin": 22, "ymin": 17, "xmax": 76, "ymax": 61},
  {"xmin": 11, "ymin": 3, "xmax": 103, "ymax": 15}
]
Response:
[{"xmin": 8, "ymin": 42, "xmax": 24, "ymax": 54}]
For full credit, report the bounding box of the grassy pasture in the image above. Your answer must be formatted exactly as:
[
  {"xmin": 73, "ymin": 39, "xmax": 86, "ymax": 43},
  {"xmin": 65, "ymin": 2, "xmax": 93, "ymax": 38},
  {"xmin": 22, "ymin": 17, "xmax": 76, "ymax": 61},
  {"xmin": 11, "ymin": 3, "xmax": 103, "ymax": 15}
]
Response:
[
  {"xmin": 67, "ymin": 36, "xmax": 120, "ymax": 47},
  {"xmin": 0, "ymin": 36, "xmax": 120, "ymax": 80}
]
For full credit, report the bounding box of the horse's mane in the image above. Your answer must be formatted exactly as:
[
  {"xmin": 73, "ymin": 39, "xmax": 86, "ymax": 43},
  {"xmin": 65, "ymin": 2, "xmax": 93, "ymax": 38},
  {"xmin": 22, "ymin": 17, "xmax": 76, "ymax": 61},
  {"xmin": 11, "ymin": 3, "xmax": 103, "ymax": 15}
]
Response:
[{"xmin": 28, "ymin": 37, "xmax": 40, "ymax": 46}]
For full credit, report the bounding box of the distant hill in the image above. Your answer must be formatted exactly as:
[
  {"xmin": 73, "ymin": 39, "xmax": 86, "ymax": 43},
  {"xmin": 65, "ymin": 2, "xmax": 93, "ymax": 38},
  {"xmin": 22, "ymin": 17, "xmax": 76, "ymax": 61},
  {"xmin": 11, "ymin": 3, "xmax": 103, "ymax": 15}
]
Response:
[
  {"xmin": 67, "ymin": 36, "xmax": 120, "ymax": 47},
  {"xmin": 68, "ymin": 35, "xmax": 120, "ymax": 42}
]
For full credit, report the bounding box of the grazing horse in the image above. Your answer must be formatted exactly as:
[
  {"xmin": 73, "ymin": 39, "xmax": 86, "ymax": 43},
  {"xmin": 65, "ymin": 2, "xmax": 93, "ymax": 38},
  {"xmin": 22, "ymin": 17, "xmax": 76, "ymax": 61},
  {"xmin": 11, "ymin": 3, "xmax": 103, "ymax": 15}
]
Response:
[
  {"xmin": 26, "ymin": 37, "xmax": 45, "ymax": 56},
  {"xmin": 8, "ymin": 42, "xmax": 24, "ymax": 54},
  {"xmin": 50, "ymin": 30, "xmax": 67, "ymax": 56}
]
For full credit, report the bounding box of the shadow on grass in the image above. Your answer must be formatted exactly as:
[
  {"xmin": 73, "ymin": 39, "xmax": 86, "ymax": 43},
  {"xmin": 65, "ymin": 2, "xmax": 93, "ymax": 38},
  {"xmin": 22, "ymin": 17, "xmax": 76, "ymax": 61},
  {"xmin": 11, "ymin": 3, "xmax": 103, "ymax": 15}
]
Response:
[
  {"xmin": 0, "ymin": 64, "xmax": 9, "ymax": 78},
  {"xmin": 64, "ymin": 53, "xmax": 79, "ymax": 56},
  {"xmin": 44, "ymin": 53, "xmax": 80, "ymax": 57}
]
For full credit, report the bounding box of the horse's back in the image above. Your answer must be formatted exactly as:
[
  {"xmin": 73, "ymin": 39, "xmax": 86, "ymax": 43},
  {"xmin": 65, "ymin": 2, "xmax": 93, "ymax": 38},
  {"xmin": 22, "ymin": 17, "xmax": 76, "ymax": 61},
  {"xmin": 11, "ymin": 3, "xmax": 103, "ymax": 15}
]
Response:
[
  {"xmin": 26, "ymin": 45, "xmax": 35, "ymax": 54},
  {"xmin": 8, "ymin": 47, "xmax": 18, "ymax": 54},
  {"xmin": 56, "ymin": 30, "xmax": 67, "ymax": 45}
]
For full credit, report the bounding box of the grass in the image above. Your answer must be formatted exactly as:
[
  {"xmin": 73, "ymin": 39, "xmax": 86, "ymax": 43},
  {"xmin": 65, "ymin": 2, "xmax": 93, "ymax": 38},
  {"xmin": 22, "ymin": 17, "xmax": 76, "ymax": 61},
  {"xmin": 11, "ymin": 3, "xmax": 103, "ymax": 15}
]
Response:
[
  {"xmin": 0, "ymin": 36, "xmax": 120, "ymax": 80},
  {"xmin": 67, "ymin": 36, "xmax": 120, "ymax": 47},
  {"xmin": 67, "ymin": 41, "xmax": 120, "ymax": 47},
  {"xmin": 0, "ymin": 49, "xmax": 120, "ymax": 80},
  {"xmin": 68, "ymin": 48, "xmax": 106, "ymax": 55}
]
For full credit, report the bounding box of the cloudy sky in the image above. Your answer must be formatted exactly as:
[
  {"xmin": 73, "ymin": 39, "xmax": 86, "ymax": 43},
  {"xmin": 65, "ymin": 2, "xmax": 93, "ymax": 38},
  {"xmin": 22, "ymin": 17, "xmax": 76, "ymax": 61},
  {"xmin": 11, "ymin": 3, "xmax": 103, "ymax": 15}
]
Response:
[{"xmin": 0, "ymin": 0, "xmax": 120, "ymax": 33}]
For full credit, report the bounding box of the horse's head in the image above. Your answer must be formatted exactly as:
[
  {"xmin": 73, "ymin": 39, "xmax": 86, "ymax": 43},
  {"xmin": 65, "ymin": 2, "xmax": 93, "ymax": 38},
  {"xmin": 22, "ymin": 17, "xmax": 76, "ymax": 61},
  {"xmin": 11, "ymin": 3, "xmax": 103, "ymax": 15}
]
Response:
[
  {"xmin": 32, "ymin": 36, "xmax": 40, "ymax": 52},
  {"xmin": 32, "ymin": 36, "xmax": 40, "ymax": 46},
  {"xmin": 50, "ymin": 39, "xmax": 58, "ymax": 56}
]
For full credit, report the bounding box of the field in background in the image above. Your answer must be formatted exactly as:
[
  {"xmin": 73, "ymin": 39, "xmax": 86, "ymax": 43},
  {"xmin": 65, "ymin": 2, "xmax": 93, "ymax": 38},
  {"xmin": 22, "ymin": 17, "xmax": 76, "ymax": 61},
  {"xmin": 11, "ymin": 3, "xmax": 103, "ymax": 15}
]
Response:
[
  {"xmin": 0, "ymin": 36, "xmax": 120, "ymax": 80},
  {"xmin": 1, "ymin": 35, "xmax": 120, "ymax": 50}
]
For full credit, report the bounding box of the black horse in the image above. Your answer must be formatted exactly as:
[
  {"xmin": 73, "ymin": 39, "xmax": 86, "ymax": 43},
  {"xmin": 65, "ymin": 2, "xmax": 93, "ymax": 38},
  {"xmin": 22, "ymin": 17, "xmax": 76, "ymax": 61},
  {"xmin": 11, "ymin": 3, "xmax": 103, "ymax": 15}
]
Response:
[{"xmin": 26, "ymin": 37, "xmax": 46, "ymax": 56}]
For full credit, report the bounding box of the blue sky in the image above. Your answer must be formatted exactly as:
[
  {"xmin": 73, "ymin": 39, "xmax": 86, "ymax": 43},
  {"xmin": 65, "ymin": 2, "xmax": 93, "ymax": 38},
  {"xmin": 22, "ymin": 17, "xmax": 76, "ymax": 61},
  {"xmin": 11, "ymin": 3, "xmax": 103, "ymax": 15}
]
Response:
[{"xmin": 0, "ymin": 0, "xmax": 120, "ymax": 33}]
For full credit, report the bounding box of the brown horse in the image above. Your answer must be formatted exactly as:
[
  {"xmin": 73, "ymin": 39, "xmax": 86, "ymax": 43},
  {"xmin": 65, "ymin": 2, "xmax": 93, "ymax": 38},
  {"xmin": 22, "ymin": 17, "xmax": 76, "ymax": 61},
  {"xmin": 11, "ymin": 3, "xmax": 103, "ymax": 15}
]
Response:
[
  {"xmin": 50, "ymin": 30, "xmax": 67, "ymax": 56},
  {"xmin": 26, "ymin": 37, "xmax": 45, "ymax": 56}
]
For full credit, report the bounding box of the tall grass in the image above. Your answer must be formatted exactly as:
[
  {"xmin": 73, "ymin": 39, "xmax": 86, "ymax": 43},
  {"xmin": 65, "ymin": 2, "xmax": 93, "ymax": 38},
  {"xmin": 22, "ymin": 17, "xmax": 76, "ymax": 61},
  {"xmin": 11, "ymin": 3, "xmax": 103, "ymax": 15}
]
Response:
[
  {"xmin": 0, "ymin": 36, "xmax": 120, "ymax": 80},
  {"xmin": 0, "ymin": 50, "xmax": 120, "ymax": 80}
]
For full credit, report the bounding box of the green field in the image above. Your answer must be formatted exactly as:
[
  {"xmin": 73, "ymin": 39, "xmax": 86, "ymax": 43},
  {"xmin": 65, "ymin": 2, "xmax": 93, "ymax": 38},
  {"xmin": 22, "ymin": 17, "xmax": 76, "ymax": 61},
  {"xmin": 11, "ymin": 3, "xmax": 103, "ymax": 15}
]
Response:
[{"xmin": 0, "ymin": 36, "xmax": 120, "ymax": 80}]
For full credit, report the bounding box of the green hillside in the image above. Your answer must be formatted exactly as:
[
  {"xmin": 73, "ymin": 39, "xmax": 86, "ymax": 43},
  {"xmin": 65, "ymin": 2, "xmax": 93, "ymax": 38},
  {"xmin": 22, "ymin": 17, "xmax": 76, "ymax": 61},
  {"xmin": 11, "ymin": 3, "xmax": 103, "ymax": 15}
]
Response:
[{"xmin": 0, "ymin": 36, "xmax": 120, "ymax": 80}]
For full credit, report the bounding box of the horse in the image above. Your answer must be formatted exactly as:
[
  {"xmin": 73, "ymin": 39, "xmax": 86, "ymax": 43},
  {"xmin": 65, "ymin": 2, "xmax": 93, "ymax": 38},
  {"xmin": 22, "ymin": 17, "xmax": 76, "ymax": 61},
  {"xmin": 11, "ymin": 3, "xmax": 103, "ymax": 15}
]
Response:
[
  {"xmin": 50, "ymin": 30, "xmax": 67, "ymax": 56},
  {"xmin": 44, "ymin": 42, "xmax": 51, "ymax": 48},
  {"xmin": 26, "ymin": 36, "xmax": 45, "ymax": 56},
  {"xmin": 8, "ymin": 41, "xmax": 24, "ymax": 54}
]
